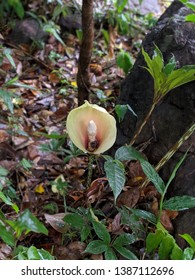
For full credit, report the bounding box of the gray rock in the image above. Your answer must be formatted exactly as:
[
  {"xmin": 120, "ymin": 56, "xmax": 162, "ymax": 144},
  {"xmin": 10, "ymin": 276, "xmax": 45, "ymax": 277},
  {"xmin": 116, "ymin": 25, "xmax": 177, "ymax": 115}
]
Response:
[
  {"xmin": 116, "ymin": 0, "xmax": 195, "ymax": 246},
  {"xmin": 8, "ymin": 18, "xmax": 48, "ymax": 45}
]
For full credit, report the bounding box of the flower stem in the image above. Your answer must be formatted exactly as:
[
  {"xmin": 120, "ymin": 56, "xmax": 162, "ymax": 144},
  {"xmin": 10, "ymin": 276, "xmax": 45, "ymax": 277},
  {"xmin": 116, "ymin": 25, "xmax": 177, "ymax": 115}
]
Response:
[
  {"xmin": 86, "ymin": 154, "xmax": 95, "ymax": 188},
  {"xmin": 130, "ymin": 102, "xmax": 156, "ymax": 146}
]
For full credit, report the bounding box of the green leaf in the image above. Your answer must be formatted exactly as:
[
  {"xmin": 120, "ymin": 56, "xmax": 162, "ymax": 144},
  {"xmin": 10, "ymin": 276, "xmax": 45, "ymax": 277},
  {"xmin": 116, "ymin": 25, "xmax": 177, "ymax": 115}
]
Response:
[
  {"xmin": 0, "ymin": 223, "xmax": 15, "ymax": 247},
  {"xmin": 183, "ymin": 2, "xmax": 195, "ymax": 11},
  {"xmin": 146, "ymin": 229, "xmax": 164, "ymax": 253},
  {"xmin": 115, "ymin": 145, "xmax": 145, "ymax": 162},
  {"xmin": 0, "ymin": 89, "xmax": 14, "ymax": 113},
  {"xmin": 163, "ymin": 55, "xmax": 176, "ymax": 75},
  {"xmin": 170, "ymin": 244, "xmax": 183, "ymax": 260},
  {"xmin": 104, "ymin": 247, "xmax": 117, "ymax": 260},
  {"xmin": 180, "ymin": 233, "xmax": 195, "ymax": 251},
  {"xmin": 141, "ymin": 160, "xmax": 165, "ymax": 195},
  {"xmin": 182, "ymin": 247, "xmax": 194, "ymax": 260},
  {"xmin": 3, "ymin": 48, "xmax": 16, "ymax": 68},
  {"xmin": 115, "ymin": 104, "xmax": 137, "ymax": 122},
  {"xmin": 84, "ymin": 240, "xmax": 108, "ymax": 254},
  {"xmin": 92, "ymin": 220, "xmax": 110, "ymax": 244},
  {"xmin": 164, "ymin": 67, "xmax": 195, "ymax": 94},
  {"xmin": 163, "ymin": 195, "xmax": 195, "ymax": 211},
  {"xmin": 0, "ymin": 167, "xmax": 9, "ymax": 176},
  {"xmin": 113, "ymin": 233, "xmax": 137, "ymax": 247},
  {"xmin": 158, "ymin": 235, "xmax": 174, "ymax": 260},
  {"xmin": 114, "ymin": 0, "xmax": 128, "ymax": 13},
  {"xmin": 116, "ymin": 50, "xmax": 133, "ymax": 75},
  {"xmin": 64, "ymin": 213, "xmax": 84, "ymax": 229},
  {"xmin": 0, "ymin": 191, "xmax": 19, "ymax": 213},
  {"xmin": 129, "ymin": 208, "xmax": 157, "ymax": 224},
  {"xmin": 185, "ymin": 14, "xmax": 195, "ymax": 22},
  {"xmin": 7, "ymin": 209, "xmax": 48, "ymax": 238},
  {"xmin": 81, "ymin": 226, "xmax": 91, "ymax": 242},
  {"xmin": 27, "ymin": 246, "xmax": 55, "ymax": 260},
  {"xmin": 115, "ymin": 246, "xmax": 138, "ymax": 260},
  {"xmin": 104, "ymin": 159, "xmax": 126, "ymax": 201}
]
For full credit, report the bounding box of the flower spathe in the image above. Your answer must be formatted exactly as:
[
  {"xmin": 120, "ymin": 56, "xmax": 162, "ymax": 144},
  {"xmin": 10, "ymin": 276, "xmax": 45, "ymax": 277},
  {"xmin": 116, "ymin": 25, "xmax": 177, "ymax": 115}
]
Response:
[{"xmin": 66, "ymin": 100, "xmax": 117, "ymax": 154}]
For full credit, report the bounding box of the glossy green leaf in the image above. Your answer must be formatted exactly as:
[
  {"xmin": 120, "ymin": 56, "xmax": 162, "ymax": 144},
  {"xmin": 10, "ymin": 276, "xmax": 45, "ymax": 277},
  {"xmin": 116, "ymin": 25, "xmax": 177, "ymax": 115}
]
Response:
[
  {"xmin": 170, "ymin": 244, "xmax": 183, "ymax": 260},
  {"xmin": 158, "ymin": 235, "xmax": 174, "ymax": 260},
  {"xmin": 163, "ymin": 195, "xmax": 195, "ymax": 211},
  {"xmin": 141, "ymin": 160, "xmax": 165, "ymax": 194},
  {"xmin": 113, "ymin": 233, "xmax": 137, "ymax": 247},
  {"xmin": 115, "ymin": 246, "xmax": 138, "ymax": 260},
  {"xmin": 146, "ymin": 229, "xmax": 164, "ymax": 253},
  {"xmin": 0, "ymin": 223, "xmax": 15, "ymax": 247},
  {"xmin": 104, "ymin": 159, "xmax": 126, "ymax": 201},
  {"xmin": 81, "ymin": 226, "xmax": 91, "ymax": 242},
  {"xmin": 64, "ymin": 213, "xmax": 84, "ymax": 229},
  {"xmin": 115, "ymin": 145, "xmax": 145, "ymax": 162},
  {"xmin": 0, "ymin": 191, "xmax": 19, "ymax": 213},
  {"xmin": 7, "ymin": 209, "xmax": 48, "ymax": 238},
  {"xmin": 163, "ymin": 55, "xmax": 176, "ymax": 75},
  {"xmin": 0, "ymin": 90, "xmax": 14, "ymax": 113},
  {"xmin": 84, "ymin": 240, "xmax": 108, "ymax": 254},
  {"xmin": 129, "ymin": 208, "xmax": 157, "ymax": 224},
  {"xmin": 92, "ymin": 220, "xmax": 110, "ymax": 244},
  {"xmin": 185, "ymin": 14, "xmax": 195, "ymax": 22},
  {"xmin": 180, "ymin": 233, "xmax": 195, "ymax": 251},
  {"xmin": 27, "ymin": 246, "xmax": 54, "ymax": 260}
]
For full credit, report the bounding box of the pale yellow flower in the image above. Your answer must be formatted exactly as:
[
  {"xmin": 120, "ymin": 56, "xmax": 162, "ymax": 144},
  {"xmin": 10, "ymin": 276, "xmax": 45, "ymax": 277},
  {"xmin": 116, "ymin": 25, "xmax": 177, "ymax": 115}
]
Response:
[{"xmin": 66, "ymin": 101, "xmax": 117, "ymax": 154}]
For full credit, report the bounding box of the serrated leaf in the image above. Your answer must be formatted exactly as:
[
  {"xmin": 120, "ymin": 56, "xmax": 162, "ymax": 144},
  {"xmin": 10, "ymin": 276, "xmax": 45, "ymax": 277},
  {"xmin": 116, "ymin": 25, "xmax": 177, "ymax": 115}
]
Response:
[
  {"xmin": 84, "ymin": 240, "xmax": 108, "ymax": 254},
  {"xmin": 163, "ymin": 196, "xmax": 195, "ymax": 211},
  {"xmin": 104, "ymin": 160, "xmax": 126, "ymax": 201},
  {"xmin": 92, "ymin": 220, "xmax": 110, "ymax": 244}
]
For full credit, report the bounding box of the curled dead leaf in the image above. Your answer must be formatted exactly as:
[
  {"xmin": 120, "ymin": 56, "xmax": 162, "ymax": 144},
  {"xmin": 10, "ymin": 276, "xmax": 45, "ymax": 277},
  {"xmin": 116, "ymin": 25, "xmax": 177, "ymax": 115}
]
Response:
[{"xmin": 45, "ymin": 213, "xmax": 69, "ymax": 233}]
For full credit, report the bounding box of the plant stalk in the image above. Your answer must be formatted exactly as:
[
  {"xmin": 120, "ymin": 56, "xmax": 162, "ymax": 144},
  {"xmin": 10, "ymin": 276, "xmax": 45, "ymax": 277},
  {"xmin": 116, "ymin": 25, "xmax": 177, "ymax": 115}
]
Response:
[
  {"xmin": 86, "ymin": 155, "xmax": 95, "ymax": 188},
  {"xmin": 130, "ymin": 102, "xmax": 156, "ymax": 146}
]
